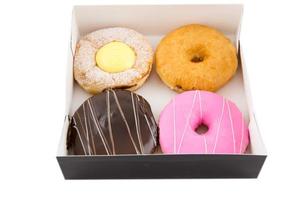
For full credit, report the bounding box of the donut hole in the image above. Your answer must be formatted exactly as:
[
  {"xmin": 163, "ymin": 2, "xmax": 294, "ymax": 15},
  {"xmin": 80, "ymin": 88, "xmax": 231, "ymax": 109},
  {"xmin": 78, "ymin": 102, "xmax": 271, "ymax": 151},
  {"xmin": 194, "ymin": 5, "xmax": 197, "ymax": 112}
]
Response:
[
  {"xmin": 190, "ymin": 55, "xmax": 204, "ymax": 63},
  {"xmin": 187, "ymin": 46, "xmax": 207, "ymax": 64},
  {"xmin": 195, "ymin": 123, "xmax": 209, "ymax": 135}
]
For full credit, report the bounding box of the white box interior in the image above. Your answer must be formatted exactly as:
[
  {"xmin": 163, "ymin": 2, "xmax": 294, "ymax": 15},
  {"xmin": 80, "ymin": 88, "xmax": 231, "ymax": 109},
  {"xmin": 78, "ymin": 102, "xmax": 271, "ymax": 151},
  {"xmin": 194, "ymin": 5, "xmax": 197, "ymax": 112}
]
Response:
[{"xmin": 57, "ymin": 5, "xmax": 267, "ymax": 156}]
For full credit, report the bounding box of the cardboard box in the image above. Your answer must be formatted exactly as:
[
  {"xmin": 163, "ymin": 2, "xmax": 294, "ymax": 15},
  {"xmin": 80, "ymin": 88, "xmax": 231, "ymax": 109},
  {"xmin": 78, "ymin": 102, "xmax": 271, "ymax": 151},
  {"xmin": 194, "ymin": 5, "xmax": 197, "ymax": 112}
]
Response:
[{"xmin": 57, "ymin": 4, "xmax": 267, "ymax": 179}]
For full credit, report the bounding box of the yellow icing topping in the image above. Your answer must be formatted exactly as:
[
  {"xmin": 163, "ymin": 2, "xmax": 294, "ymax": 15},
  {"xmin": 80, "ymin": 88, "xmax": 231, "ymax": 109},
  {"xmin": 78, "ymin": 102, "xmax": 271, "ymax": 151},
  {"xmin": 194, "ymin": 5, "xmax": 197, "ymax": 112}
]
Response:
[{"xmin": 95, "ymin": 41, "xmax": 136, "ymax": 73}]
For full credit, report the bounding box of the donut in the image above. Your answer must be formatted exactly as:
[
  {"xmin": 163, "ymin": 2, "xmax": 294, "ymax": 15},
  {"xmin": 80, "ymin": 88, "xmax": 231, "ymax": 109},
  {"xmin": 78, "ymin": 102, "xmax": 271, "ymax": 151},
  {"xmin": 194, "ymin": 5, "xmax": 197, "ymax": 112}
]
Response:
[
  {"xmin": 155, "ymin": 24, "xmax": 238, "ymax": 92},
  {"xmin": 67, "ymin": 89, "xmax": 158, "ymax": 155},
  {"xmin": 159, "ymin": 90, "xmax": 249, "ymax": 154},
  {"xmin": 74, "ymin": 27, "xmax": 153, "ymax": 94}
]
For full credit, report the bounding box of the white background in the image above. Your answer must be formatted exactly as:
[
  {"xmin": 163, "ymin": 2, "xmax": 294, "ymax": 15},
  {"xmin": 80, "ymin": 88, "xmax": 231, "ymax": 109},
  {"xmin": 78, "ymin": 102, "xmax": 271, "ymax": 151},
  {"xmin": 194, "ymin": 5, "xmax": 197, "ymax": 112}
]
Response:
[{"xmin": 0, "ymin": 0, "xmax": 299, "ymax": 199}]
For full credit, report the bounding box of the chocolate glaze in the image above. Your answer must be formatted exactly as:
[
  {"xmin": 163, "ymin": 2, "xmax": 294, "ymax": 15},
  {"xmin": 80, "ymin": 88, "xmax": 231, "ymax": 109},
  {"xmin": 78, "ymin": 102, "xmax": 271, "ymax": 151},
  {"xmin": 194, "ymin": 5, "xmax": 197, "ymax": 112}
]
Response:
[{"xmin": 67, "ymin": 89, "xmax": 158, "ymax": 155}]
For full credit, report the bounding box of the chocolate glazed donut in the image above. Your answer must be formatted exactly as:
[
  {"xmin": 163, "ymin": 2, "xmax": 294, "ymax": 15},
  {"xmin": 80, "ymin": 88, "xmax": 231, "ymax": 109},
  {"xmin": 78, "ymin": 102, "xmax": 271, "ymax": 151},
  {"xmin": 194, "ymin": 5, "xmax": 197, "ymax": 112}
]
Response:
[{"xmin": 67, "ymin": 89, "xmax": 158, "ymax": 155}]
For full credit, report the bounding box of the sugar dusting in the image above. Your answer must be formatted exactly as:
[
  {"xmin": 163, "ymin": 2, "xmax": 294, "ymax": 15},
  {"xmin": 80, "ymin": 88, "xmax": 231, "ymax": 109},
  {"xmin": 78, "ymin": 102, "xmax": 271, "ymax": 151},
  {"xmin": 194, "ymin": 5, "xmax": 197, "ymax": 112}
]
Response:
[{"xmin": 74, "ymin": 27, "xmax": 153, "ymax": 93}]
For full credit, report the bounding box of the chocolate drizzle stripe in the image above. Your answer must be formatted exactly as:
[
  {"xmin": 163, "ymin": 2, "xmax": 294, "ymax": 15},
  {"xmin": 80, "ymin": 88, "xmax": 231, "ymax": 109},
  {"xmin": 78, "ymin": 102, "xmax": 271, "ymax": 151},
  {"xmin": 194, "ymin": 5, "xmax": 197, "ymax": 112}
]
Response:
[
  {"xmin": 106, "ymin": 90, "xmax": 116, "ymax": 155},
  {"xmin": 87, "ymin": 99, "xmax": 111, "ymax": 155},
  {"xmin": 135, "ymin": 94, "xmax": 143, "ymax": 153},
  {"xmin": 82, "ymin": 104, "xmax": 91, "ymax": 155},
  {"xmin": 91, "ymin": 100, "xmax": 113, "ymax": 154},
  {"xmin": 87, "ymin": 112, "xmax": 96, "ymax": 154},
  {"xmin": 150, "ymin": 116, "xmax": 156, "ymax": 131},
  {"xmin": 72, "ymin": 116, "xmax": 87, "ymax": 155},
  {"xmin": 132, "ymin": 93, "xmax": 144, "ymax": 153},
  {"xmin": 149, "ymin": 115, "xmax": 157, "ymax": 144},
  {"xmin": 112, "ymin": 90, "xmax": 140, "ymax": 154},
  {"xmin": 89, "ymin": 99, "xmax": 112, "ymax": 154},
  {"xmin": 144, "ymin": 114, "xmax": 157, "ymax": 146},
  {"xmin": 75, "ymin": 112, "xmax": 93, "ymax": 155}
]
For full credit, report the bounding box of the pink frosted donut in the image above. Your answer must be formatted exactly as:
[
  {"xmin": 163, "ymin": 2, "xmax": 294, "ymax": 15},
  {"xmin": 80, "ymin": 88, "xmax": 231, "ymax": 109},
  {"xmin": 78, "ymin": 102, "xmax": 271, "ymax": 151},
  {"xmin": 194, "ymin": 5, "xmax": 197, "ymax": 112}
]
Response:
[{"xmin": 159, "ymin": 91, "xmax": 249, "ymax": 154}]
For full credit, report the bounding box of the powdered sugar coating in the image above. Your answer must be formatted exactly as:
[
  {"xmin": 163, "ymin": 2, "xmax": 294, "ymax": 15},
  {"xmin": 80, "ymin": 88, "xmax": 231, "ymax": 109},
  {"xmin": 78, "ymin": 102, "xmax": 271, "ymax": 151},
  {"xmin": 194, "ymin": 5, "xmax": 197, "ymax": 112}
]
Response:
[{"xmin": 74, "ymin": 27, "xmax": 153, "ymax": 94}]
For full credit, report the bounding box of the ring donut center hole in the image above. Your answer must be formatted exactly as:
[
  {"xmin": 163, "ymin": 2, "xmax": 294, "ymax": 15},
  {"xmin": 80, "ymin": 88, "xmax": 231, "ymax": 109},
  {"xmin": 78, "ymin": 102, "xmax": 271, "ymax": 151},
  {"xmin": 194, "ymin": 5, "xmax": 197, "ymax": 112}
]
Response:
[
  {"xmin": 195, "ymin": 123, "xmax": 209, "ymax": 135},
  {"xmin": 191, "ymin": 55, "xmax": 204, "ymax": 63}
]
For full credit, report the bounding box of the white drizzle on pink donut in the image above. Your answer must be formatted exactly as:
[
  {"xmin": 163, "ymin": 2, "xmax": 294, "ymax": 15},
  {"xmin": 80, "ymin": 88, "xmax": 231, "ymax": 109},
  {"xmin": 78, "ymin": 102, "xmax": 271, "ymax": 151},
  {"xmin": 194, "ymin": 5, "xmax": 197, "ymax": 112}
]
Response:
[
  {"xmin": 159, "ymin": 90, "xmax": 249, "ymax": 154},
  {"xmin": 212, "ymin": 98, "xmax": 225, "ymax": 153},
  {"xmin": 177, "ymin": 92, "xmax": 198, "ymax": 153},
  {"xmin": 240, "ymin": 114, "xmax": 244, "ymax": 153},
  {"xmin": 227, "ymin": 100, "xmax": 236, "ymax": 153},
  {"xmin": 197, "ymin": 91, "xmax": 208, "ymax": 153},
  {"xmin": 172, "ymin": 98, "xmax": 176, "ymax": 153}
]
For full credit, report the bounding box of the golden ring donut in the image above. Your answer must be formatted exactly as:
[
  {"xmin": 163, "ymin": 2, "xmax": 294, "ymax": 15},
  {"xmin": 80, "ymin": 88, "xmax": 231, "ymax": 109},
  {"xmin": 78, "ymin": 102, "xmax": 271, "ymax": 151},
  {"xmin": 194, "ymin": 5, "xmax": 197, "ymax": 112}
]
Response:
[{"xmin": 155, "ymin": 24, "xmax": 238, "ymax": 92}]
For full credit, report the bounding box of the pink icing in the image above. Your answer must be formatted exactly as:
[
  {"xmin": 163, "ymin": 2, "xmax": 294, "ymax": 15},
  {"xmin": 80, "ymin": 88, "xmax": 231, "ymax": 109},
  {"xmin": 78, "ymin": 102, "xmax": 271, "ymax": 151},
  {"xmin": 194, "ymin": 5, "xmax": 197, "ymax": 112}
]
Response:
[{"xmin": 159, "ymin": 90, "xmax": 249, "ymax": 154}]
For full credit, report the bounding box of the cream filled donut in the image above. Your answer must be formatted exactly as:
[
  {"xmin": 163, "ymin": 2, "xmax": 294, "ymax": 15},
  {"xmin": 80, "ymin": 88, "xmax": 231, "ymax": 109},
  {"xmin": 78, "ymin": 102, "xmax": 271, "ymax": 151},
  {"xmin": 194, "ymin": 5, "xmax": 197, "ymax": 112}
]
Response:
[
  {"xmin": 74, "ymin": 27, "xmax": 153, "ymax": 94},
  {"xmin": 159, "ymin": 91, "xmax": 249, "ymax": 154}
]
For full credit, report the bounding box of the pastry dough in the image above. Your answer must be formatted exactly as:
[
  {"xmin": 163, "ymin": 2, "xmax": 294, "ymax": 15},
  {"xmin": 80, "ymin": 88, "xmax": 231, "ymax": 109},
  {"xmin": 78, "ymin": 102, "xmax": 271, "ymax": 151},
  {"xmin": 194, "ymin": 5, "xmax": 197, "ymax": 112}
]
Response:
[
  {"xmin": 155, "ymin": 24, "xmax": 238, "ymax": 92},
  {"xmin": 74, "ymin": 27, "xmax": 153, "ymax": 94}
]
